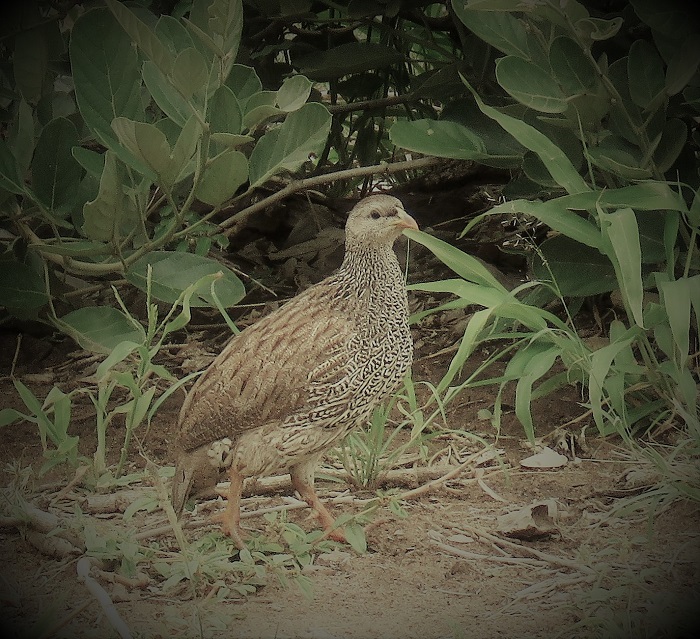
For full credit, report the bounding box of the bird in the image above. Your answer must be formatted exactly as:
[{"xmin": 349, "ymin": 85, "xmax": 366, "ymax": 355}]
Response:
[{"xmin": 170, "ymin": 194, "xmax": 418, "ymax": 548}]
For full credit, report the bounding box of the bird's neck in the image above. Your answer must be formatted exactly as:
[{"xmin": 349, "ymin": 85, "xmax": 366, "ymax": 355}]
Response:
[{"xmin": 338, "ymin": 246, "xmax": 406, "ymax": 309}]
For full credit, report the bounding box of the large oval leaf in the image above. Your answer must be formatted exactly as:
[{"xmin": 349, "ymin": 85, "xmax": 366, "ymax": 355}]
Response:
[
  {"xmin": 126, "ymin": 251, "xmax": 245, "ymax": 307},
  {"xmin": 496, "ymin": 57, "xmax": 568, "ymax": 113},
  {"xmin": 57, "ymin": 306, "xmax": 146, "ymax": 353},
  {"xmin": 0, "ymin": 261, "xmax": 48, "ymax": 310},
  {"xmin": 248, "ymin": 102, "xmax": 331, "ymax": 187},
  {"xmin": 531, "ymin": 235, "xmax": 616, "ymax": 296}
]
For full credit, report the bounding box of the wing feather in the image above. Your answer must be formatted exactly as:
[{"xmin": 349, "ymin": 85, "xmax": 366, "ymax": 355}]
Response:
[{"xmin": 176, "ymin": 280, "xmax": 355, "ymax": 451}]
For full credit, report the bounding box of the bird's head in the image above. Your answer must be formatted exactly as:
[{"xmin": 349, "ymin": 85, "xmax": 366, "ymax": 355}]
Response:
[{"xmin": 344, "ymin": 194, "xmax": 419, "ymax": 250}]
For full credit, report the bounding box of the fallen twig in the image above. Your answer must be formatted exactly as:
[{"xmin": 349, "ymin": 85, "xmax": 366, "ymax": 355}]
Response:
[
  {"xmin": 456, "ymin": 523, "xmax": 595, "ymax": 574},
  {"xmin": 77, "ymin": 557, "xmax": 133, "ymax": 639}
]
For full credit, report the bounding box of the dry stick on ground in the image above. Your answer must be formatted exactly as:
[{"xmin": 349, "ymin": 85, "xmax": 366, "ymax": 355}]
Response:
[
  {"xmin": 451, "ymin": 523, "xmax": 596, "ymax": 575},
  {"xmin": 77, "ymin": 557, "xmax": 134, "ymax": 639}
]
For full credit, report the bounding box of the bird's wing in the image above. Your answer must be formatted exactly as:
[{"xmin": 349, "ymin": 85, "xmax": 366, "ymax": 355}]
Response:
[{"xmin": 176, "ymin": 281, "xmax": 356, "ymax": 450}]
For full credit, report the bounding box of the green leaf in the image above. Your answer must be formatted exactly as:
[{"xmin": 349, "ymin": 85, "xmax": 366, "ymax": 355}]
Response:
[
  {"xmin": 589, "ymin": 327, "xmax": 637, "ymax": 434},
  {"xmin": 225, "ymin": 64, "xmax": 262, "ymax": 107},
  {"xmin": 82, "ymin": 150, "xmax": 133, "ymax": 242},
  {"xmin": 105, "ymin": 0, "xmax": 174, "ymax": 75},
  {"xmin": 462, "ymin": 76, "xmax": 590, "ymax": 194},
  {"xmin": 0, "ymin": 138, "xmax": 26, "ymax": 194},
  {"xmin": 389, "ymin": 119, "xmax": 487, "ymax": 160},
  {"xmin": 512, "ymin": 344, "xmax": 560, "ymax": 442},
  {"xmin": 437, "ymin": 309, "xmax": 491, "ymax": 393},
  {"xmin": 125, "ymin": 252, "xmax": 246, "ymax": 307},
  {"xmin": 487, "ymin": 199, "xmax": 602, "ymax": 250},
  {"xmin": 276, "ymin": 75, "xmax": 313, "ymax": 112},
  {"xmin": 532, "ymin": 235, "xmax": 617, "ymax": 296},
  {"xmin": 31, "ymin": 117, "xmax": 83, "ymax": 215},
  {"xmin": 588, "ymin": 137, "xmax": 652, "ymax": 180},
  {"xmin": 657, "ymin": 277, "xmax": 697, "ymax": 363},
  {"xmin": 0, "ymin": 261, "xmax": 48, "ymax": 309},
  {"xmin": 295, "ymin": 42, "xmax": 404, "ymax": 81},
  {"xmin": 112, "ymin": 118, "xmax": 171, "ymax": 180},
  {"xmin": 574, "ymin": 17, "xmax": 623, "ymax": 42},
  {"xmin": 600, "ymin": 207, "xmax": 644, "ymax": 327},
  {"xmin": 343, "ymin": 522, "xmax": 367, "ymax": 554},
  {"xmin": 96, "ymin": 340, "xmax": 141, "ymax": 380},
  {"xmin": 404, "ymin": 230, "xmax": 507, "ymax": 290},
  {"xmin": 166, "ymin": 115, "xmax": 201, "ymax": 184},
  {"xmin": 155, "ymin": 14, "xmax": 196, "ymax": 54},
  {"xmin": 8, "ymin": 99, "xmax": 35, "ymax": 176},
  {"xmin": 143, "ymin": 61, "xmax": 192, "ymax": 127},
  {"xmin": 72, "ymin": 147, "xmax": 106, "ymax": 179},
  {"xmin": 170, "ymin": 47, "xmax": 208, "ymax": 98},
  {"xmin": 627, "ymin": 40, "xmax": 666, "ymax": 110},
  {"xmin": 13, "ymin": 26, "xmax": 48, "ymax": 104},
  {"xmin": 451, "ymin": 4, "xmax": 533, "ymax": 58},
  {"xmin": 666, "ymin": 35, "xmax": 700, "ymax": 95},
  {"xmin": 70, "ymin": 9, "xmax": 146, "ymax": 170},
  {"xmin": 549, "ymin": 36, "xmax": 599, "ymax": 95},
  {"xmin": 496, "ymin": 57, "xmax": 568, "ymax": 113},
  {"xmin": 209, "ymin": 85, "xmax": 243, "ymax": 135},
  {"xmin": 653, "ymin": 118, "xmax": 687, "ymax": 173},
  {"xmin": 195, "ymin": 149, "xmax": 248, "ymax": 206},
  {"xmin": 56, "ymin": 307, "xmax": 146, "ymax": 354},
  {"xmin": 189, "ymin": 0, "xmax": 243, "ymax": 67},
  {"xmin": 248, "ymin": 102, "xmax": 331, "ymax": 186}
]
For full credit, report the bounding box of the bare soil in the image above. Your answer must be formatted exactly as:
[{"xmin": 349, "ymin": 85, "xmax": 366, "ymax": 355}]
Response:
[{"xmin": 1, "ymin": 185, "xmax": 699, "ymax": 638}]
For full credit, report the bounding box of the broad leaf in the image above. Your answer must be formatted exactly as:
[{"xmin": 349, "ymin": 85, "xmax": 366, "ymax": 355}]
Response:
[
  {"xmin": 82, "ymin": 151, "xmax": 133, "ymax": 242},
  {"xmin": 496, "ymin": 57, "xmax": 568, "ymax": 113},
  {"xmin": 70, "ymin": 9, "xmax": 147, "ymax": 172},
  {"xmin": 0, "ymin": 261, "xmax": 48, "ymax": 309},
  {"xmin": 248, "ymin": 103, "xmax": 331, "ymax": 187},
  {"xmin": 0, "ymin": 138, "xmax": 26, "ymax": 194},
  {"xmin": 276, "ymin": 75, "xmax": 313, "ymax": 112},
  {"xmin": 125, "ymin": 252, "xmax": 246, "ymax": 307},
  {"xmin": 170, "ymin": 47, "xmax": 208, "ymax": 98},
  {"xmin": 195, "ymin": 150, "xmax": 248, "ymax": 206},
  {"xmin": 31, "ymin": 117, "xmax": 83, "ymax": 215},
  {"xmin": 549, "ymin": 36, "xmax": 599, "ymax": 95},
  {"xmin": 627, "ymin": 39, "xmax": 665, "ymax": 111},
  {"xmin": 57, "ymin": 306, "xmax": 145, "ymax": 354},
  {"xmin": 532, "ymin": 235, "xmax": 617, "ymax": 296},
  {"xmin": 105, "ymin": 0, "xmax": 175, "ymax": 75}
]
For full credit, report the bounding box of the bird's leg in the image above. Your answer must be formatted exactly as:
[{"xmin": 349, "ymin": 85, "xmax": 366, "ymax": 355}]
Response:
[
  {"xmin": 290, "ymin": 459, "xmax": 346, "ymax": 543},
  {"xmin": 213, "ymin": 466, "xmax": 247, "ymax": 550}
]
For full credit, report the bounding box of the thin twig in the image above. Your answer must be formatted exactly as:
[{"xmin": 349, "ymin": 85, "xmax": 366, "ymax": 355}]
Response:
[
  {"xmin": 218, "ymin": 156, "xmax": 443, "ymax": 235},
  {"xmin": 397, "ymin": 449, "xmax": 483, "ymax": 500},
  {"xmin": 457, "ymin": 523, "xmax": 596, "ymax": 574},
  {"xmin": 76, "ymin": 557, "xmax": 133, "ymax": 639}
]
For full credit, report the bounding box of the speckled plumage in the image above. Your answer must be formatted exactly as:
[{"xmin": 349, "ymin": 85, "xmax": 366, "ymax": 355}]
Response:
[{"xmin": 171, "ymin": 194, "xmax": 418, "ymax": 547}]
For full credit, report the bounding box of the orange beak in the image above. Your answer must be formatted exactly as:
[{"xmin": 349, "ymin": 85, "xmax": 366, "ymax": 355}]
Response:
[{"xmin": 395, "ymin": 207, "xmax": 419, "ymax": 231}]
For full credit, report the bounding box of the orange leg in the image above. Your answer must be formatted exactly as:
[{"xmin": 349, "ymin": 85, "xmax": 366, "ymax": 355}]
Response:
[
  {"xmin": 214, "ymin": 466, "xmax": 247, "ymax": 550},
  {"xmin": 290, "ymin": 459, "xmax": 346, "ymax": 543}
]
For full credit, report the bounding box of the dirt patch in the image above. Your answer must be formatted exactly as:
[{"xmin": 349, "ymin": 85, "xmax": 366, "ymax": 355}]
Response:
[
  {"xmin": 1, "ymin": 187, "xmax": 698, "ymax": 638},
  {"xmin": 1, "ymin": 325, "xmax": 698, "ymax": 639}
]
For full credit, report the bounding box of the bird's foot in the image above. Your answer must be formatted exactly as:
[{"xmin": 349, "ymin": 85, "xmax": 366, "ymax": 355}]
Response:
[{"xmin": 212, "ymin": 509, "xmax": 247, "ymax": 550}]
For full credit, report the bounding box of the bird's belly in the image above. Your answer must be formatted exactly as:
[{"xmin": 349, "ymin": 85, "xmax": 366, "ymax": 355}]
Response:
[{"xmin": 228, "ymin": 418, "xmax": 357, "ymax": 478}]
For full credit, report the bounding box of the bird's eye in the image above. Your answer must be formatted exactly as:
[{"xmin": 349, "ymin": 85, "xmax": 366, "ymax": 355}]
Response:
[{"xmin": 370, "ymin": 210, "xmax": 381, "ymax": 219}]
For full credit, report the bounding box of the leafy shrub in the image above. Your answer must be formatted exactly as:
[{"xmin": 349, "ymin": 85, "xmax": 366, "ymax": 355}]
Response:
[
  {"xmin": 391, "ymin": 0, "xmax": 699, "ymax": 438},
  {"xmin": 0, "ymin": 0, "xmax": 330, "ymax": 338}
]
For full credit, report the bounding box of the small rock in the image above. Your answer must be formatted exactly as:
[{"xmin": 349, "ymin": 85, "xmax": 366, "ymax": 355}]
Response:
[{"xmin": 520, "ymin": 446, "xmax": 568, "ymax": 469}]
